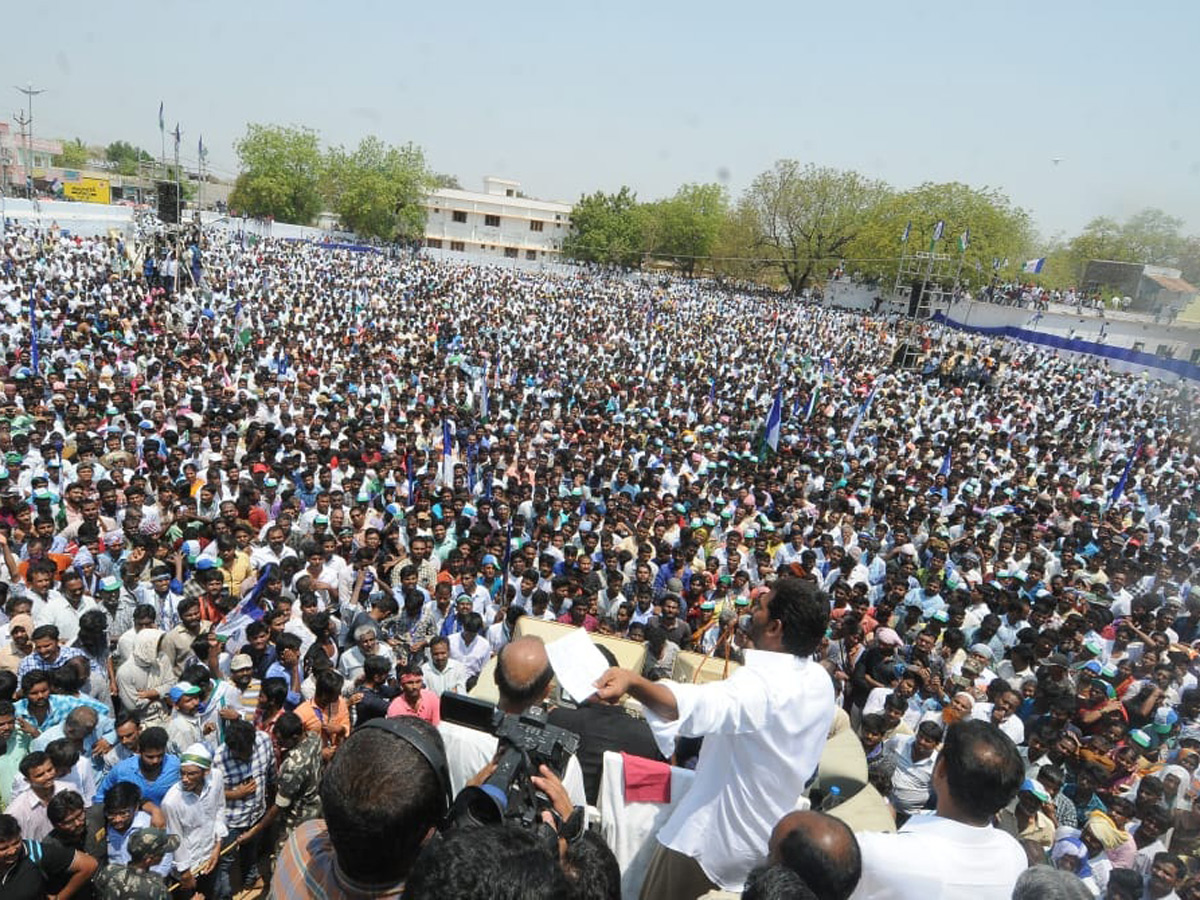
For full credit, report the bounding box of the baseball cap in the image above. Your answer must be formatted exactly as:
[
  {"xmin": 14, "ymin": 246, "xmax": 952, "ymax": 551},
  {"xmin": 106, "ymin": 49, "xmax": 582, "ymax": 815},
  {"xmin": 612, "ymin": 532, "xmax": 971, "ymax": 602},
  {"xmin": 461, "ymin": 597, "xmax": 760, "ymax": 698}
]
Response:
[
  {"xmin": 1020, "ymin": 779, "xmax": 1051, "ymax": 804},
  {"xmin": 169, "ymin": 681, "xmax": 202, "ymax": 702},
  {"xmin": 230, "ymin": 654, "xmax": 253, "ymax": 671}
]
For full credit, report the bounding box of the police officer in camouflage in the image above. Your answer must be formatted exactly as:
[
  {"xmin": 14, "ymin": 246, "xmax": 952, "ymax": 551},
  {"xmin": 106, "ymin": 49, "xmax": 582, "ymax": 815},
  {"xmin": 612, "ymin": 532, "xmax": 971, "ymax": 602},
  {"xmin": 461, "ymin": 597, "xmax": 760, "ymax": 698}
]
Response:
[{"xmin": 92, "ymin": 827, "xmax": 180, "ymax": 900}]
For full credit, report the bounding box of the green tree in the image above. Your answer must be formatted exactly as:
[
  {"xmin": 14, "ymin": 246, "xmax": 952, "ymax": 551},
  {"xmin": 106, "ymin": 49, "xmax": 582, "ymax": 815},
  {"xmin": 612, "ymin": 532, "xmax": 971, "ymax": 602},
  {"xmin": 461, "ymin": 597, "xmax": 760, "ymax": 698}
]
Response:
[
  {"xmin": 105, "ymin": 140, "xmax": 153, "ymax": 176},
  {"xmin": 1119, "ymin": 208, "xmax": 1185, "ymax": 265},
  {"xmin": 323, "ymin": 137, "xmax": 432, "ymax": 241},
  {"xmin": 849, "ymin": 182, "xmax": 1034, "ymax": 288},
  {"xmin": 741, "ymin": 161, "xmax": 889, "ymax": 294},
  {"xmin": 562, "ymin": 187, "xmax": 646, "ymax": 268},
  {"xmin": 431, "ymin": 172, "xmax": 462, "ymax": 190},
  {"xmin": 228, "ymin": 123, "xmax": 325, "ymax": 225},
  {"xmin": 644, "ymin": 183, "xmax": 728, "ymax": 276},
  {"xmin": 52, "ymin": 138, "xmax": 89, "ymax": 169}
]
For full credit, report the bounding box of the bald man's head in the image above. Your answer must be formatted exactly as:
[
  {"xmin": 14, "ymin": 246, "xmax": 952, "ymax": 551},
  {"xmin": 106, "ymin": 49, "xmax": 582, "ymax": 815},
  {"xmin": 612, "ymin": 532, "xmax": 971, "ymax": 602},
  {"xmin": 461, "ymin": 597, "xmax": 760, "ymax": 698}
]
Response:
[
  {"xmin": 768, "ymin": 810, "xmax": 861, "ymax": 900},
  {"xmin": 494, "ymin": 636, "xmax": 554, "ymax": 713}
]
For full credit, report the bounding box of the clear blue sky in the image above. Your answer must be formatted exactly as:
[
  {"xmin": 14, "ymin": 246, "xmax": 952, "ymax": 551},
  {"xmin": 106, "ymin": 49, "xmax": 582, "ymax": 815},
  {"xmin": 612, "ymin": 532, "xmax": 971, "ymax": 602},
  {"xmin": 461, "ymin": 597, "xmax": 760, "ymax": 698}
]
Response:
[{"xmin": 6, "ymin": 0, "xmax": 1198, "ymax": 240}]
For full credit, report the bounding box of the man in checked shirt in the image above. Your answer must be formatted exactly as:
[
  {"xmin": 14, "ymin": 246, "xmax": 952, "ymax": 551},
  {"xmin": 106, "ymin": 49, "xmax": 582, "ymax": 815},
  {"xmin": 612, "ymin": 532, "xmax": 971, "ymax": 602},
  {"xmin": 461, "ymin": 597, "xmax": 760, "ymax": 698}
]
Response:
[{"xmin": 213, "ymin": 718, "xmax": 275, "ymax": 896}]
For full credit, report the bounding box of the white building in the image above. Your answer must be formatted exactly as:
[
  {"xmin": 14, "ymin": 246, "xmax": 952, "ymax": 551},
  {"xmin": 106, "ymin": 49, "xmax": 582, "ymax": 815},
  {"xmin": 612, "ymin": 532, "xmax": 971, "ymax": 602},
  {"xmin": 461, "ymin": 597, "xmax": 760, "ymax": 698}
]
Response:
[{"xmin": 423, "ymin": 177, "xmax": 571, "ymax": 261}]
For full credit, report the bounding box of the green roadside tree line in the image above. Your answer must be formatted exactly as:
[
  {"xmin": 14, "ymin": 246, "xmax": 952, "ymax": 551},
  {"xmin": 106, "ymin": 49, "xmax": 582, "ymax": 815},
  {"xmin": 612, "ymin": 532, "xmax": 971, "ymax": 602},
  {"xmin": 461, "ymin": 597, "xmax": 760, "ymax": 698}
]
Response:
[{"xmin": 563, "ymin": 162, "xmax": 1199, "ymax": 295}]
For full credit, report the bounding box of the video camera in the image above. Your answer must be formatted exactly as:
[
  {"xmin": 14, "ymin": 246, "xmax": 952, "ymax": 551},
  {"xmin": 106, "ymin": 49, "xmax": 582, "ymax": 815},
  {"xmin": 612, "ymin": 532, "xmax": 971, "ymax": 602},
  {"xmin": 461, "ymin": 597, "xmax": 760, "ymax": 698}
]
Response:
[{"xmin": 441, "ymin": 693, "xmax": 580, "ymax": 831}]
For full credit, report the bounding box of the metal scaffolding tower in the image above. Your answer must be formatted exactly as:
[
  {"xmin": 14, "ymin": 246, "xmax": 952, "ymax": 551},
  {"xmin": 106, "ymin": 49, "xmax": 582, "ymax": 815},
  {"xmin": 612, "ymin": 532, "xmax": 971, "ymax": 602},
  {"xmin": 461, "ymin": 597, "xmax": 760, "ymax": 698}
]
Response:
[{"xmin": 892, "ymin": 250, "xmax": 962, "ymax": 320}]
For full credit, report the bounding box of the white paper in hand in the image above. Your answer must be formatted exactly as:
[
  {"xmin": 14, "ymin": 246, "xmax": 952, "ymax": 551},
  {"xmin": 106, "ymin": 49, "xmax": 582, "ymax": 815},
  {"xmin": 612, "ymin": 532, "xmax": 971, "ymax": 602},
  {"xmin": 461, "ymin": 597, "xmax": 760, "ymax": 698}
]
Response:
[{"xmin": 546, "ymin": 627, "xmax": 610, "ymax": 703}]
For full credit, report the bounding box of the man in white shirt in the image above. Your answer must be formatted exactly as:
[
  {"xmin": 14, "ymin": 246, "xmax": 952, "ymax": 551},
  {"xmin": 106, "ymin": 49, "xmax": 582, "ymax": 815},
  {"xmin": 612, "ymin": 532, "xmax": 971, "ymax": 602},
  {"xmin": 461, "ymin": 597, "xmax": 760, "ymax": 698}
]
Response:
[
  {"xmin": 447, "ymin": 614, "xmax": 491, "ymax": 682},
  {"xmin": 851, "ymin": 719, "xmax": 1027, "ymax": 900},
  {"xmin": 162, "ymin": 742, "xmax": 227, "ymax": 898},
  {"xmin": 421, "ymin": 636, "xmax": 468, "ymax": 696},
  {"xmin": 595, "ymin": 576, "xmax": 836, "ymax": 898},
  {"xmin": 970, "ymin": 686, "xmax": 1025, "ymax": 746},
  {"xmin": 885, "ymin": 721, "xmax": 942, "ymax": 817}
]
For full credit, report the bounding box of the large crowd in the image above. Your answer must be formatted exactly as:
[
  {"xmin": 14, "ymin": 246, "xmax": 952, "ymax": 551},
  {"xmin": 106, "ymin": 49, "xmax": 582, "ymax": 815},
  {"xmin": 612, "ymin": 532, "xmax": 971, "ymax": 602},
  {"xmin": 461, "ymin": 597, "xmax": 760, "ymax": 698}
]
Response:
[{"xmin": 0, "ymin": 219, "xmax": 1196, "ymax": 900}]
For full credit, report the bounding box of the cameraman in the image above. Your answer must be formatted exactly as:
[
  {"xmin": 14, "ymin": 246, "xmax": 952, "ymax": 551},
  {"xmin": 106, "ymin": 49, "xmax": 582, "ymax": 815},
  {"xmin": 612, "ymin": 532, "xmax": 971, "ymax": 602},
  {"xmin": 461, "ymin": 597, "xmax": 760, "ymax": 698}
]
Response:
[{"xmin": 438, "ymin": 636, "xmax": 587, "ymax": 806}]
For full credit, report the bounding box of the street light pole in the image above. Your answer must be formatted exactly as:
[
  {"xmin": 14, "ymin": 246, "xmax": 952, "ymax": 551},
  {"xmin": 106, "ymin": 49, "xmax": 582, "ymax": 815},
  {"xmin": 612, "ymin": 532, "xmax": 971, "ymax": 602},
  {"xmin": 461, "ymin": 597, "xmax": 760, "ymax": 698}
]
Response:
[{"xmin": 14, "ymin": 83, "xmax": 46, "ymax": 198}]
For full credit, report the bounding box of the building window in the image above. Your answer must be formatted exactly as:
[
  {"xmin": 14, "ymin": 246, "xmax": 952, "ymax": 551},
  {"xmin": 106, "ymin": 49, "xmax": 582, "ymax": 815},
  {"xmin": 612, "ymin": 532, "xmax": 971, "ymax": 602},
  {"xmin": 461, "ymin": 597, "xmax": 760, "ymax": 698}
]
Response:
[
  {"xmin": 525, "ymin": 250, "xmax": 537, "ymax": 260},
  {"xmin": 450, "ymin": 241, "xmax": 465, "ymax": 252},
  {"xmin": 506, "ymin": 189, "xmax": 514, "ymax": 197},
  {"xmin": 555, "ymin": 214, "xmax": 562, "ymax": 221},
  {"xmin": 505, "ymin": 247, "xmax": 519, "ymax": 258},
  {"xmin": 530, "ymin": 220, "xmax": 544, "ymax": 232},
  {"xmin": 485, "ymin": 214, "xmax": 501, "ymax": 227},
  {"xmin": 452, "ymin": 210, "xmax": 467, "ymax": 223},
  {"xmin": 426, "ymin": 238, "xmax": 443, "ymax": 249}
]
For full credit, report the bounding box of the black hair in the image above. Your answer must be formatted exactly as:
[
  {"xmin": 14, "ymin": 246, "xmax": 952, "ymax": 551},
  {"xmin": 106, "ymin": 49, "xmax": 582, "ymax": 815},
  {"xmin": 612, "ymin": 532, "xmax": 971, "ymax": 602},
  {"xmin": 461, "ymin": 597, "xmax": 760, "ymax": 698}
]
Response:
[
  {"xmin": 860, "ymin": 713, "xmax": 887, "ymax": 735},
  {"xmin": 938, "ymin": 720, "xmax": 1024, "ymax": 822},
  {"xmin": 742, "ymin": 864, "xmax": 819, "ymax": 900},
  {"xmin": 30, "ymin": 623, "xmax": 60, "ymax": 643},
  {"xmin": 364, "ymin": 654, "xmax": 392, "ymax": 681},
  {"xmin": 403, "ymin": 823, "xmax": 569, "ymax": 900},
  {"xmin": 260, "ymin": 677, "xmax": 289, "ymax": 709},
  {"xmin": 46, "ymin": 789, "xmax": 85, "ymax": 826},
  {"xmin": 19, "ymin": 750, "xmax": 50, "ymax": 777},
  {"xmin": 767, "ymin": 577, "xmax": 829, "ymax": 656},
  {"xmin": 274, "ymin": 711, "xmax": 304, "ymax": 742},
  {"xmin": 0, "ymin": 813, "xmax": 18, "ymax": 842},
  {"xmin": 138, "ymin": 726, "xmax": 169, "ymax": 753},
  {"xmin": 104, "ymin": 781, "xmax": 143, "ymax": 814},
  {"xmin": 321, "ymin": 719, "xmax": 448, "ymax": 886},
  {"xmin": 562, "ymin": 830, "xmax": 621, "ymax": 900},
  {"xmin": 916, "ymin": 720, "xmax": 945, "ymax": 742},
  {"xmin": 275, "ymin": 632, "xmax": 302, "ymax": 654},
  {"xmin": 224, "ymin": 718, "xmax": 256, "ymax": 758},
  {"xmin": 314, "ymin": 668, "xmax": 344, "ymax": 701}
]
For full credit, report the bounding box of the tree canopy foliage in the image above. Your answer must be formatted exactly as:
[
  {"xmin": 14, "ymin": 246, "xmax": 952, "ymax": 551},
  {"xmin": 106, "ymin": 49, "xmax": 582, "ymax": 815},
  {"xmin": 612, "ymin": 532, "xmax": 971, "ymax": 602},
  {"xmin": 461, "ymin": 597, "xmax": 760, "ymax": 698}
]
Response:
[
  {"xmin": 562, "ymin": 187, "xmax": 646, "ymax": 268},
  {"xmin": 228, "ymin": 124, "xmax": 325, "ymax": 225},
  {"xmin": 52, "ymin": 138, "xmax": 89, "ymax": 169},
  {"xmin": 324, "ymin": 137, "xmax": 432, "ymax": 241},
  {"xmin": 105, "ymin": 141, "xmax": 154, "ymax": 176},
  {"xmin": 739, "ymin": 161, "xmax": 889, "ymax": 293},
  {"xmin": 848, "ymin": 182, "xmax": 1034, "ymax": 287}
]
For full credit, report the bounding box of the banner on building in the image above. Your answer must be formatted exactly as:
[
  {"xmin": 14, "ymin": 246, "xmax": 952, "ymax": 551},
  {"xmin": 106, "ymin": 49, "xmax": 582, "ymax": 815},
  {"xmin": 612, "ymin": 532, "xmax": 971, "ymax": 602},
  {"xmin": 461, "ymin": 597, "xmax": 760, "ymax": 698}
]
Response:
[{"xmin": 62, "ymin": 176, "xmax": 111, "ymax": 204}]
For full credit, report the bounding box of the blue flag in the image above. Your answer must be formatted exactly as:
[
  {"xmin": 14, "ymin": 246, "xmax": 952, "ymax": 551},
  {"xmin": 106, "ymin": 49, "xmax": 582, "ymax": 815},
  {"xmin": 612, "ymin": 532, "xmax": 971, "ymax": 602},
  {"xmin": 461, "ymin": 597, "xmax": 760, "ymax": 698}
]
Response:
[
  {"xmin": 938, "ymin": 446, "xmax": 952, "ymax": 477},
  {"xmin": 901, "ymin": 221, "xmax": 911, "ymax": 244},
  {"xmin": 847, "ymin": 381, "xmax": 881, "ymax": 444},
  {"xmin": 763, "ymin": 386, "xmax": 783, "ymax": 454},
  {"xmin": 480, "ymin": 364, "xmax": 489, "ymax": 423},
  {"xmin": 442, "ymin": 418, "xmax": 454, "ymax": 484},
  {"xmin": 405, "ymin": 451, "xmax": 415, "ymax": 504},
  {"xmin": 501, "ymin": 515, "xmax": 514, "ymax": 573},
  {"xmin": 1108, "ymin": 439, "xmax": 1142, "ymax": 509},
  {"xmin": 28, "ymin": 289, "xmax": 38, "ymax": 373}
]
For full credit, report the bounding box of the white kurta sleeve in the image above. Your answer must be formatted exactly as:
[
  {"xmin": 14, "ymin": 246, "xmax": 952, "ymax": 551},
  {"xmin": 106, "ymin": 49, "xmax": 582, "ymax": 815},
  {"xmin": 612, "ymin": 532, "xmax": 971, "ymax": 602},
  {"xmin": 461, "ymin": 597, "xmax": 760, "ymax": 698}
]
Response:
[{"xmin": 644, "ymin": 668, "xmax": 769, "ymax": 758}]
